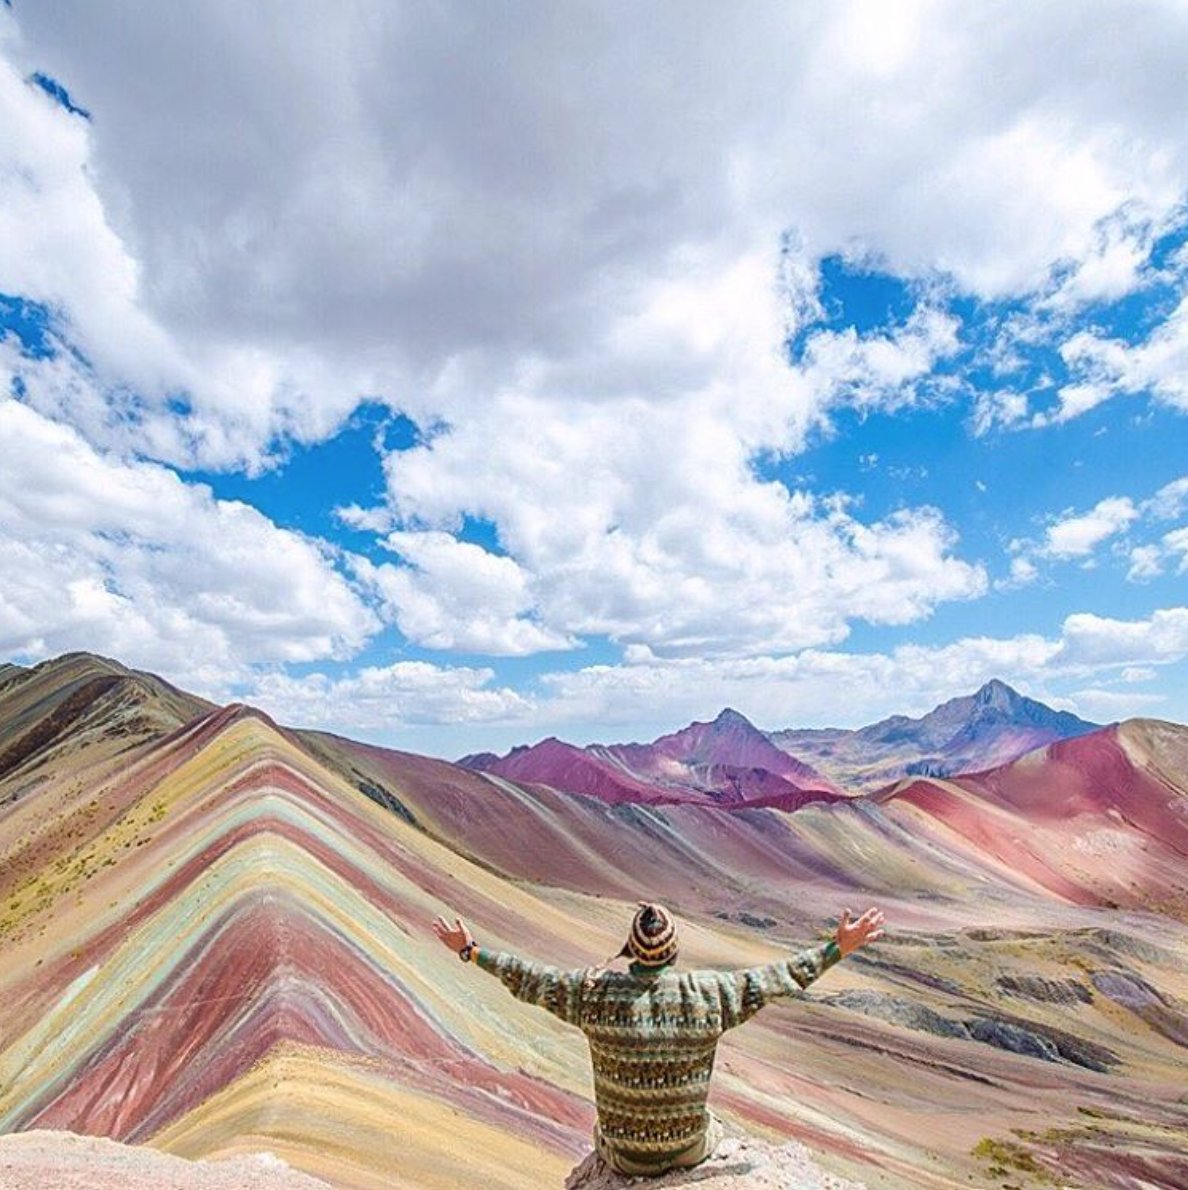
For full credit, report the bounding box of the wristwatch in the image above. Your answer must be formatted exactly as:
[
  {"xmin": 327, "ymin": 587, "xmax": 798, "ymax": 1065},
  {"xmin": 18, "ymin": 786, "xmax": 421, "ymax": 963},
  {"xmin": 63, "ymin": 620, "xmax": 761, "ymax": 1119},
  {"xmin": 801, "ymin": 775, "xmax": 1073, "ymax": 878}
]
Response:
[{"xmin": 458, "ymin": 941, "xmax": 477, "ymax": 963}]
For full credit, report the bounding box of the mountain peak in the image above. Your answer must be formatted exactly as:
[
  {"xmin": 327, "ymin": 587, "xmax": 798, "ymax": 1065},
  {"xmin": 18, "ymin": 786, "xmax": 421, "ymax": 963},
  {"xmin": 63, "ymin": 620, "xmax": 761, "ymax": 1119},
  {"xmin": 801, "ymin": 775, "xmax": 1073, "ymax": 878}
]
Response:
[
  {"xmin": 712, "ymin": 707, "xmax": 756, "ymax": 730},
  {"xmin": 974, "ymin": 678, "xmax": 1020, "ymax": 709}
]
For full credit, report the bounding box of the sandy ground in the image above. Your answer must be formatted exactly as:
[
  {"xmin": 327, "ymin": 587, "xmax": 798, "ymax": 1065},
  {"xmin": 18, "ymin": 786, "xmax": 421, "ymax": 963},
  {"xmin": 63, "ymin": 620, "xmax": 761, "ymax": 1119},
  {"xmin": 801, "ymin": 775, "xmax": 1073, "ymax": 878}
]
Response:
[
  {"xmin": 564, "ymin": 1136, "xmax": 869, "ymax": 1189},
  {"xmin": 0, "ymin": 1131, "xmax": 332, "ymax": 1190}
]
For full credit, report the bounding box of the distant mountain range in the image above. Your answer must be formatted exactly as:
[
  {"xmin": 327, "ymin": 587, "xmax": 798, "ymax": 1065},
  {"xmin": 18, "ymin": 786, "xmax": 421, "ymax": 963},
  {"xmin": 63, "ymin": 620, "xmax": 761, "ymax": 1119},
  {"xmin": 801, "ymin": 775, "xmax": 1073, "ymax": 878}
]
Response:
[
  {"xmin": 463, "ymin": 679, "xmax": 1101, "ymax": 799},
  {"xmin": 461, "ymin": 706, "xmax": 845, "ymax": 811},
  {"xmin": 771, "ymin": 678, "xmax": 1100, "ymax": 791}
]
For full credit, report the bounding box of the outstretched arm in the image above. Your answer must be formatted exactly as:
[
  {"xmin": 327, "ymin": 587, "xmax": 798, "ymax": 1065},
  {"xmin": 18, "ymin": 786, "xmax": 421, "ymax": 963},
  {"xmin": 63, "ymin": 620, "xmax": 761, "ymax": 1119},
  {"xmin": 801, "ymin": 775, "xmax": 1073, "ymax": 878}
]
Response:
[
  {"xmin": 718, "ymin": 905, "xmax": 885, "ymax": 1029},
  {"xmin": 432, "ymin": 912, "xmax": 585, "ymax": 1025}
]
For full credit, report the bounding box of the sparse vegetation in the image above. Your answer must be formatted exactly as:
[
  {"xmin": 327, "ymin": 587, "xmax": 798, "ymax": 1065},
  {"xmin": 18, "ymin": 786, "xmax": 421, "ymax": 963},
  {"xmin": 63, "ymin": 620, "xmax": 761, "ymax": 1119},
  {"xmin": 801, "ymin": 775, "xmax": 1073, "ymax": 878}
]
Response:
[{"xmin": 972, "ymin": 1137, "xmax": 1057, "ymax": 1186}]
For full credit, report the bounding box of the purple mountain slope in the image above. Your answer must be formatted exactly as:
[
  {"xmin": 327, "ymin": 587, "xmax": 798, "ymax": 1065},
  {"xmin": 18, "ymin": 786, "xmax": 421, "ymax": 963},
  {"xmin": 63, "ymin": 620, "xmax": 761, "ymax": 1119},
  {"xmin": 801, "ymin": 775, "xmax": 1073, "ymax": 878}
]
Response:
[{"xmin": 463, "ymin": 708, "xmax": 845, "ymax": 809}]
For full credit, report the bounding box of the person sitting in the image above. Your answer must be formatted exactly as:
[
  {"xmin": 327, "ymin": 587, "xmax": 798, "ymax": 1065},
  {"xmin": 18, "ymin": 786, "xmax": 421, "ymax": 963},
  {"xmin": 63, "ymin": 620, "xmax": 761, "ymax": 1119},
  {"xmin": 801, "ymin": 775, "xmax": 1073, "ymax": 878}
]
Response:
[{"xmin": 432, "ymin": 901, "xmax": 885, "ymax": 1177}]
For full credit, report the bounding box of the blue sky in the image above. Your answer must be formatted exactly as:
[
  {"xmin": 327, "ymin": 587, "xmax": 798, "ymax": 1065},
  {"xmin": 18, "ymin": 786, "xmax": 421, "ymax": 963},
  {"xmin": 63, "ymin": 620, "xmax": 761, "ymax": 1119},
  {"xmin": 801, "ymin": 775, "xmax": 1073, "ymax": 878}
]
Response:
[{"xmin": 2, "ymin": 2, "xmax": 1187, "ymax": 757}]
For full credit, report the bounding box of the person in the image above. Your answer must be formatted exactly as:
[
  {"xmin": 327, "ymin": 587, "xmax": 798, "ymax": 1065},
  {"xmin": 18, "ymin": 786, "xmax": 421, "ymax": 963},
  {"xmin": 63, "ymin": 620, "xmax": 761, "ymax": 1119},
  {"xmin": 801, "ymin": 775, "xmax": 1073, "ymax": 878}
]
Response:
[{"xmin": 432, "ymin": 901, "xmax": 885, "ymax": 1177}]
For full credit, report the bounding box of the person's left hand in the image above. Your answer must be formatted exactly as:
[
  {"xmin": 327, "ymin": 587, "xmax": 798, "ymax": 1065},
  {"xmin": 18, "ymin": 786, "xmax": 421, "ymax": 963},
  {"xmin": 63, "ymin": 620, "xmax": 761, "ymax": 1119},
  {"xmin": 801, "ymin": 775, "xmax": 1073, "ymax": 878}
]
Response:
[
  {"xmin": 432, "ymin": 914, "xmax": 473, "ymax": 955},
  {"xmin": 836, "ymin": 907, "xmax": 885, "ymax": 956}
]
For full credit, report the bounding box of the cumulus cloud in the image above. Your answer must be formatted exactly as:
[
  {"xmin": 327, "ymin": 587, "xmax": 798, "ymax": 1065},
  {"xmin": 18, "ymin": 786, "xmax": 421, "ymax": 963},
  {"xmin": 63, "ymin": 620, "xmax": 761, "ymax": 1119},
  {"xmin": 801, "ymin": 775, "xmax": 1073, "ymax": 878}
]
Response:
[
  {"xmin": 1127, "ymin": 544, "xmax": 1165, "ymax": 582},
  {"xmin": 1145, "ymin": 475, "xmax": 1188, "ymax": 520},
  {"xmin": 359, "ymin": 532, "xmax": 575, "ymax": 655},
  {"xmin": 1059, "ymin": 608, "xmax": 1188, "ymax": 667},
  {"xmin": 1009, "ymin": 475, "xmax": 1188, "ymax": 581},
  {"xmin": 538, "ymin": 633, "xmax": 1065, "ymax": 732},
  {"xmin": 1064, "ymin": 687, "xmax": 1167, "ymax": 720},
  {"xmin": 5, "ymin": 1, "xmax": 1188, "ymax": 472},
  {"xmin": 0, "ymin": 398, "xmax": 379, "ymax": 688},
  {"xmin": 528, "ymin": 606, "xmax": 1188, "ymax": 735},
  {"xmin": 1043, "ymin": 207, "xmax": 1169, "ymax": 311},
  {"xmin": 243, "ymin": 661, "xmax": 531, "ymax": 734},
  {"xmin": 1162, "ymin": 526, "xmax": 1188, "ymax": 573},
  {"xmin": 1051, "ymin": 292, "xmax": 1188, "ymax": 423},
  {"xmin": 1042, "ymin": 496, "xmax": 1139, "ymax": 559},
  {"xmin": 5, "ymin": 3, "xmax": 1188, "ymax": 744},
  {"xmin": 381, "ymin": 383, "xmax": 987, "ymax": 657},
  {"xmin": 971, "ymin": 388, "xmax": 1030, "ymax": 436},
  {"xmin": 219, "ymin": 604, "xmax": 1188, "ymax": 744}
]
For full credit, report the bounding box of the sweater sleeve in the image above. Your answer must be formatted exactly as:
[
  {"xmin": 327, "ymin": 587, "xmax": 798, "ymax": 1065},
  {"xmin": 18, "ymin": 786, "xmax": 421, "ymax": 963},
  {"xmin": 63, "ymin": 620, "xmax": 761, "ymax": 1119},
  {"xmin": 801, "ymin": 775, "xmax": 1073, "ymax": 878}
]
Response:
[
  {"xmin": 474, "ymin": 948, "xmax": 585, "ymax": 1026},
  {"xmin": 715, "ymin": 940, "xmax": 841, "ymax": 1031}
]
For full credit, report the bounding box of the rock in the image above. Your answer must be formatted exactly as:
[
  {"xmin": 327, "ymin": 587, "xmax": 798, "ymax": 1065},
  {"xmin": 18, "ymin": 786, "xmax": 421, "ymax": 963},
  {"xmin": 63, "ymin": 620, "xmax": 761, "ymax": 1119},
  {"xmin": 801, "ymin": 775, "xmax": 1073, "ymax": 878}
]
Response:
[
  {"xmin": 967, "ymin": 1017, "xmax": 1062, "ymax": 1062},
  {"xmin": 714, "ymin": 910, "xmax": 779, "ymax": 929},
  {"xmin": 996, "ymin": 974, "xmax": 1093, "ymax": 1005},
  {"xmin": 564, "ymin": 1135, "xmax": 868, "ymax": 1189},
  {"xmin": 822, "ymin": 989, "xmax": 971, "ymax": 1039},
  {"xmin": 965, "ymin": 1013, "xmax": 1117, "ymax": 1072}
]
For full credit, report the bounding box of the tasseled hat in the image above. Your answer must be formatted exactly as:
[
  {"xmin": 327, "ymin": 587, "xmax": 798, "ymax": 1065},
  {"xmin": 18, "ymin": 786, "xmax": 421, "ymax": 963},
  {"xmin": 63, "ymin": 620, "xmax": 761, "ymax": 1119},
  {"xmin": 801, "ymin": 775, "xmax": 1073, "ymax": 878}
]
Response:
[{"xmin": 621, "ymin": 902, "xmax": 679, "ymax": 968}]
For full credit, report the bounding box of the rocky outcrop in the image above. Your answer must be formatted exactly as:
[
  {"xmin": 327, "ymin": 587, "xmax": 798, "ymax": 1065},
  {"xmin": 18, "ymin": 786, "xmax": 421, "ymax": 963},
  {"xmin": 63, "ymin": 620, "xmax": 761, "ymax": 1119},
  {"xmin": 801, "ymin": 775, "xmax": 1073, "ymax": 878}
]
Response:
[
  {"xmin": 565, "ymin": 1135, "xmax": 868, "ymax": 1189},
  {"xmin": 822, "ymin": 989, "xmax": 970, "ymax": 1039},
  {"xmin": 822, "ymin": 989, "xmax": 1118, "ymax": 1071},
  {"xmin": 996, "ymin": 974, "xmax": 1093, "ymax": 1004}
]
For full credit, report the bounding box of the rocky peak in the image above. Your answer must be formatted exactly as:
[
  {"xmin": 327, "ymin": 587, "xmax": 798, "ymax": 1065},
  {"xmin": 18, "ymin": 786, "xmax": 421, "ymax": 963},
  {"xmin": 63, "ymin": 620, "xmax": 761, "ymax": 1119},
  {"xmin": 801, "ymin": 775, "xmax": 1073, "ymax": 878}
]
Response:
[
  {"xmin": 712, "ymin": 706, "xmax": 754, "ymax": 730},
  {"xmin": 973, "ymin": 678, "xmax": 1017, "ymax": 710}
]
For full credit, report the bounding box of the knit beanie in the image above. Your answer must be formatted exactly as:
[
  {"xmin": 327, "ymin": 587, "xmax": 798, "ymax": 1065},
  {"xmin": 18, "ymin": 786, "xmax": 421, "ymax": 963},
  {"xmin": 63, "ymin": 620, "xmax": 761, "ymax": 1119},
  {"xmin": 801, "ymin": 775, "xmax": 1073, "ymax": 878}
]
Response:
[{"xmin": 622, "ymin": 902, "xmax": 679, "ymax": 967}]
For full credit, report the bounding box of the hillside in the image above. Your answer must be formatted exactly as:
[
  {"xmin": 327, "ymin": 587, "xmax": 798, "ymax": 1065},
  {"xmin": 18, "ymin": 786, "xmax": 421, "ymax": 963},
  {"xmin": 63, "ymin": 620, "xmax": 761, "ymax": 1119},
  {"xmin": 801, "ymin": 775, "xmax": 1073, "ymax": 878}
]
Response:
[{"xmin": 2, "ymin": 653, "xmax": 1187, "ymax": 1189}]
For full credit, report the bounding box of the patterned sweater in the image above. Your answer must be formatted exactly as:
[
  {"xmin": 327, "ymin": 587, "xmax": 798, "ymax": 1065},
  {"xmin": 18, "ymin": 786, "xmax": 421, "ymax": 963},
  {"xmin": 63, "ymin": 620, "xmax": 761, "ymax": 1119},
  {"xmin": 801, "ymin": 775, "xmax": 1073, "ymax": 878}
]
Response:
[{"xmin": 476, "ymin": 939, "xmax": 841, "ymax": 1167}]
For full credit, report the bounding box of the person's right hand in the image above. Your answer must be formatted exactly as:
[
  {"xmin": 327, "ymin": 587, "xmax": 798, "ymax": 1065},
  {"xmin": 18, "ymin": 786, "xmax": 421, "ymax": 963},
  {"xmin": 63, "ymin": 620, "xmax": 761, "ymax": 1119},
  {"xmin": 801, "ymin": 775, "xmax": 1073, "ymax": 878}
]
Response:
[{"xmin": 432, "ymin": 914, "xmax": 473, "ymax": 955}]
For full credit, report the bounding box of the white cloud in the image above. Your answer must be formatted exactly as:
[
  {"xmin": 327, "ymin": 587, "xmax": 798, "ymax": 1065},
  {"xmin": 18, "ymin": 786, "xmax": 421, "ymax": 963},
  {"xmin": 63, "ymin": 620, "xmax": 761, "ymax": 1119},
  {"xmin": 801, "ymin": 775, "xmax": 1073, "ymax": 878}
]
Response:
[
  {"xmin": 4, "ymin": 1, "xmax": 1188, "ymax": 474},
  {"xmin": 361, "ymin": 532, "xmax": 575, "ymax": 656},
  {"xmin": 1127, "ymin": 544, "xmax": 1165, "ymax": 581},
  {"xmin": 150, "ymin": 604, "xmax": 1184, "ymax": 743},
  {"xmin": 1145, "ymin": 476, "xmax": 1188, "ymax": 520},
  {"xmin": 334, "ymin": 504, "xmax": 394, "ymax": 534},
  {"xmin": 0, "ymin": 398, "xmax": 379, "ymax": 688},
  {"xmin": 1042, "ymin": 496, "xmax": 1138, "ymax": 558},
  {"xmin": 539, "ymin": 635, "xmax": 1068, "ymax": 732},
  {"xmin": 1064, "ymin": 687, "xmax": 1167, "ymax": 720},
  {"xmin": 5, "ymin": 3, "xmax": 1188, "ymax": 745},
  {"xmin": 972, "ymin": 389, "xmax": 1030, "ymax": 436},
  {"xmin": 528, "ymin": 608, "xmax": 1188, "ymax": 734},
  {"xmin": 1121, "ymin": 665, "xmax": 1156, "ymax": 682},
  {"xmin": 1010, "ymin": 476, "xmax": 1188, "ymax": 582},
  {"xmin": 381, "ymin": 383, "xmax": 986, "ymax": 657},
  {"xmin": 1044, "ymin": 208, "xmax": 1163, "ymax": 311},
  {"xmin": 1164, "ymin": 526, "xmax": 1188, "ymax": 573},
  {"xmin": 1058, "ymin": 608, "xmax": 1188, "ymax": 667},
  {"xmin": 1051, "ymin": 293, "xmax": 1188, "ymax": 423},
  {"xmin": 1004, "ymin": 556, "xmax": 1040, "ymax": 588},
  {"xmin": 244, "ymin": 662, "xmax": 531, "ymax": 733}
]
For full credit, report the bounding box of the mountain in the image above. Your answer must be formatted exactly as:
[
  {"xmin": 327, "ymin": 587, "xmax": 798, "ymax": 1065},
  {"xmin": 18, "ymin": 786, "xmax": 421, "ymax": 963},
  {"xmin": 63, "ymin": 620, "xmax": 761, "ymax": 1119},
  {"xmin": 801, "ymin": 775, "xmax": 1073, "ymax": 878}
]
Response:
[
  {"xmin": 772, "ymin": 680, "xmax": 1100, "ymax": 791},
  {"xmin": 0, "ymin": 676, "xmax": 589, "ymax": 1187},
  {"xmin": 872, "ymin": 718, "xmax": 1188, "ymax": 912},
  {"xmin": 4, "ymin": 652, "xmax": 1188, "ymax": 1189},
  {"xmin": 463, "ymin": 707, "xmax": 845, "ymax": 811},
  {"xmin": 0, "ymin": 652, "xmax": 211, "ymax": 790}
]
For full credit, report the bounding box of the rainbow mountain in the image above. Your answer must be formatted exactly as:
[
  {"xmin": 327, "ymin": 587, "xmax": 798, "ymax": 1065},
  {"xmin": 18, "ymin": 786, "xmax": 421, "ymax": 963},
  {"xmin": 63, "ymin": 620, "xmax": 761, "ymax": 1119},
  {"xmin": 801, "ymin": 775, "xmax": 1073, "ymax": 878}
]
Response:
[{"xmin": 2, "ymin": 653, "xmax": 1187, "ymax": 1188}]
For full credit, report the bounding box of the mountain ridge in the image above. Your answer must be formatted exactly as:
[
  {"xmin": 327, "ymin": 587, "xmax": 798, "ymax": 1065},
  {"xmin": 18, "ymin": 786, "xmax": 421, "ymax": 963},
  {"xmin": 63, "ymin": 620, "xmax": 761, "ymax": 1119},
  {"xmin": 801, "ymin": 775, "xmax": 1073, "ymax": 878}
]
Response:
[
  {"xmin": 465, "ymin": 705, "xmax": 846, "ymax": 810},
  {"xmin": 465, "ymin": 680, "xmax": 1100, "ymax": 799},
  {"xmin": 772, "ymin": 679, "xmax": 1100, "ymax": 790}
]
